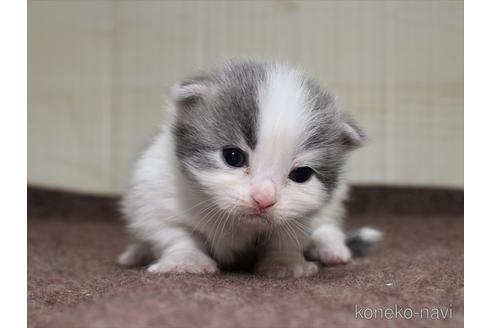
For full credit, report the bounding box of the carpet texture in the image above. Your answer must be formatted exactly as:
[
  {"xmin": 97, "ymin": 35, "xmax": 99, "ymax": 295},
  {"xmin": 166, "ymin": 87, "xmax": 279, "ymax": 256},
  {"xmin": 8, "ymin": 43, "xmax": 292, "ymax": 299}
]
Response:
[{"xmin": 28, "ymin": 190, "xmax": 463, "ymax": 328}]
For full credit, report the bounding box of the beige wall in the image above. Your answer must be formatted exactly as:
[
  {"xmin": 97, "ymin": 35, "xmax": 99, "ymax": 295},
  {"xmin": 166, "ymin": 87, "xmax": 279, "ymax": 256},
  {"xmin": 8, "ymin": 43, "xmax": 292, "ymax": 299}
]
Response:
[{"xmin": 28, "ymin": 0, "xmax": 463, "ymax": 195}]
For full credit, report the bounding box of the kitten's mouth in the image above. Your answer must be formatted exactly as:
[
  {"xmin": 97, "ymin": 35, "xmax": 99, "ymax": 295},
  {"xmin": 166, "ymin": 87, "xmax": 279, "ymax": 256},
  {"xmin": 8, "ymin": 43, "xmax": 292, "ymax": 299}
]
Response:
[
  {"xmin": 245, "ymin": 213, "xmax": 265, "ymax": 219},
  {"xmin": 240, "ymin": 211, "xmax": 273, "ymax": 224}
]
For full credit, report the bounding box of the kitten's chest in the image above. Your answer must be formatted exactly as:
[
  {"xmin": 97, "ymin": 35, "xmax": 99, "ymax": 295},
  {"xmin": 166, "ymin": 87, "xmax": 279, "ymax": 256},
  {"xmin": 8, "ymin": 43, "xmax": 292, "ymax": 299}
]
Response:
[
  {"xmin": 202, "ymin": 223, "xmax": 264, "ymax": 265},
  {"xmin": 212, "ymin": 230, "xmax": 265, "ymax": 271}
]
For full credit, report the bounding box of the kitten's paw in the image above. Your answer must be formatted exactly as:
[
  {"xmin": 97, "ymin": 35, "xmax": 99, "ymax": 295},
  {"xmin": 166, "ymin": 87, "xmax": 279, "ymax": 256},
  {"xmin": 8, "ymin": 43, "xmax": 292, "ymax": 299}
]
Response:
[
  {"xmin": 315, "ymin": 244, "xmax": 351, "ymax": 265},
  {"xmin": 147, "ymin": 252, "xmax": 219, "ymax": 274},
  {"xmin": 307, "ymin": 225, "xmax": 352, "ymax": 266},
  {"xmin": 255, "ymin": 260, "xmax": 319, "ymax": 278}
]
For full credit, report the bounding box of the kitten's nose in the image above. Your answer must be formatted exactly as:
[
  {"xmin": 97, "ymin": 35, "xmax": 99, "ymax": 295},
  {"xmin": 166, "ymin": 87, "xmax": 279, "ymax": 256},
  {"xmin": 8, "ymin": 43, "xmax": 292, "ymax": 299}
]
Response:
[{"xmin": 251, "ymin": 180, "xmax": 276, "ymax": 210}]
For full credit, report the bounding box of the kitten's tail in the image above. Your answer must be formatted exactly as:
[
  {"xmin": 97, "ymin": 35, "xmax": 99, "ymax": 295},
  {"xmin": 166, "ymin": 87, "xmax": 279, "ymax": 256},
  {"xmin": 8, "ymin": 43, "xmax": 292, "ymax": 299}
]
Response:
[{"xmin": 345, "ymin": 227, "xmax": 383, "ymax": 257}]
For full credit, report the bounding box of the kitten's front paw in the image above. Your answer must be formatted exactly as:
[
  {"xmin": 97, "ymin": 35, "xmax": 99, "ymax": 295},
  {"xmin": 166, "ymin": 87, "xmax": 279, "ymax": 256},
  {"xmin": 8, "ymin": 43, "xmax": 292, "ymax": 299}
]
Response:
[
  {"xmin": 255, "ymin": 260, "xmax": 318, "ymax": 278},
  {"xmin": 147, "ymin": 251, "xmax": 218, "ymax": 274},
  {"xmin": 309, "ymin": 244, "xmax": 351, "ymax": 265}
]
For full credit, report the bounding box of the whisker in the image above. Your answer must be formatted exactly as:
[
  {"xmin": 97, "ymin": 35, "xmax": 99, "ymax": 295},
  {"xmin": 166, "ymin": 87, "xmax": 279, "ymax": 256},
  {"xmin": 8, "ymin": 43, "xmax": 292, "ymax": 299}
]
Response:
[
  {"xmin": 283, "ymin": 220, "xmax": 301, "ymax": 251},
  {"xmin": 289, "ymin": 220, "xmax": 311, "ymax": 236},
  {"xmin": 190, "ymin": 203, "xmax": 219, "ymax": 234},
  {"xmin": 154, "ymin": 198, "xmax": 213, "ymax": 224},
  {"xmin": 210, "ymin": 207, "xmax": 228, "ymax": 256},
  {"xmin": 219, "ymin": 207, "xmax": 232, "ymax": 240},
  {"xmin": 228, "ymin": 206, "xmax": 238, "ymax": 243},
  {"xmin": 278, "ymin": 224, "xmax": 291, "ymax": 251}
]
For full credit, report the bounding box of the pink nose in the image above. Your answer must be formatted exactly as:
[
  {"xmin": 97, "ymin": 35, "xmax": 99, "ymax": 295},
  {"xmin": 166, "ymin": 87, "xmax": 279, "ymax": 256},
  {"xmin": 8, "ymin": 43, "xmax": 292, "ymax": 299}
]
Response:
[{"xmin": 251, "ymin": 180, "xmax": 276, "ymax": 210}]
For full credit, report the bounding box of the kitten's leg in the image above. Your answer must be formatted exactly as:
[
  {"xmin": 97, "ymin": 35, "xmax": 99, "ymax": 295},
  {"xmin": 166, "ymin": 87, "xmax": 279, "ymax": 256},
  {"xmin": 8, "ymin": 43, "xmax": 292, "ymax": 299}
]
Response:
[
  {"xmin": 306, "ymin": 224, "xmax": 351, "ymax": 265},
  {"xmin": 147, "ymin": 226, "xmax": 218, "ymax": 274},
  {"xmin": 255, "ymin": 229, "xmax": 318, "ymax": 278},
  {"xmin": 118, "ymin": 242, "xmax": 152, "ymax": 267}
]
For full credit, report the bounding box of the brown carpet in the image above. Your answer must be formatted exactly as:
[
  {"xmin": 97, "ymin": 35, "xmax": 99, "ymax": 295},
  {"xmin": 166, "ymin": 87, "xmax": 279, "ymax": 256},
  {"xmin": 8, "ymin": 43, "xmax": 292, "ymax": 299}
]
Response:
[{"xmin": 27, "ymin": 188, "xmax": 463, "ymax": 328}]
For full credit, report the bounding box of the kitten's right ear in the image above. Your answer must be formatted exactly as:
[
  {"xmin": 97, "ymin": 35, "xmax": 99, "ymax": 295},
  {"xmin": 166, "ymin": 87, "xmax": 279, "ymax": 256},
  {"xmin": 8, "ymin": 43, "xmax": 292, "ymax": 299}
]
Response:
[
  {"xmin": 339, "ymin": 116, "xmax": 366, "ymax": 150},
  {"xmin": 170, "ymin": 80, "xmax": 209, "ymax": 110}
]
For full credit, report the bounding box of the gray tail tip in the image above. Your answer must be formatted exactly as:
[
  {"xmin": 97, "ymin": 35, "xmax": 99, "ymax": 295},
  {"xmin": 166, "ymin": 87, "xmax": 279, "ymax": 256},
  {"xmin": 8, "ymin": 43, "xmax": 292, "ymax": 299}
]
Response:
[{"xmin": 345, "ymin": 227, "xmax": 383, "ymax": 258}]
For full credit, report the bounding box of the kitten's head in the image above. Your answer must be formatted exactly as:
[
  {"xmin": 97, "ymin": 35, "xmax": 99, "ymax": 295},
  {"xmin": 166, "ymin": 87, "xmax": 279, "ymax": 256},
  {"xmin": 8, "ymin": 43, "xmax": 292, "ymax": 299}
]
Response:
[{"xmin": 171, "ymin": 60, "xmax": 364, "ymax": 228}]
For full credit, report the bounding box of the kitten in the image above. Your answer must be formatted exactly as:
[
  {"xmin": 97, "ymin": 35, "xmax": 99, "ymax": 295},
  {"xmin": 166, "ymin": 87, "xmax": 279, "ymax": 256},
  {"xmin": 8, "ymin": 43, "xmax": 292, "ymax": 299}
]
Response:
[{"xmin": 118, "ymin": 60, "xmax": 382, "ymax": 278}]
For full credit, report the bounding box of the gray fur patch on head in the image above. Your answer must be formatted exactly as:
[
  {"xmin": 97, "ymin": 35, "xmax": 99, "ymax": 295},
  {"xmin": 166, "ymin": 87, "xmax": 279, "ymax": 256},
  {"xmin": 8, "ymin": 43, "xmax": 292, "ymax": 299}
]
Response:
[
  {"xmin": 172, "ymin": 60, "xmax": 268, "ymax": 173},
  {"xmin": 299, "ymin": 74, "xmax": 365, "ymax": 192},
  {"xmin": 171, "ymin": 59, "xmax": 365, "ymax": 193}
]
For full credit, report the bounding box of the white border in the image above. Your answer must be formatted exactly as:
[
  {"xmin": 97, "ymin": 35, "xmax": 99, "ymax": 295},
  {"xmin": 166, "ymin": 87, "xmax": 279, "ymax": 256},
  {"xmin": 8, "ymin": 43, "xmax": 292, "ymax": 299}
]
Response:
[
  {"xmin": 0, "ymin": 0, "xmax": 26, "ymax": 326},
  {"xmin": 465, "ymin": 1, "xmax": 492, "ymax": 327}
]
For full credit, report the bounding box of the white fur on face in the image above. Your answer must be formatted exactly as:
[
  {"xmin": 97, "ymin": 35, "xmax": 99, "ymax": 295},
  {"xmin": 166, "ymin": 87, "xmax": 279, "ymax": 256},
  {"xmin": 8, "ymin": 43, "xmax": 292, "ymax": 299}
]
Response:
[{"xmin": 190, "ymin": 65, "xmax": 328, "ymax": 225}]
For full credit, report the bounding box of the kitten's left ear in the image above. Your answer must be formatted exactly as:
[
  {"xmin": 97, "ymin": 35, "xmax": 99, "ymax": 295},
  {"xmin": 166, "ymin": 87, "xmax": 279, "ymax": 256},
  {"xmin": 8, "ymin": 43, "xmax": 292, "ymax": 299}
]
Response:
[
  {"xmin": 170, "ymin": 80, "xmax": 210, "ymax": 110},
  {"xmin": 340, "ymin": 116, "xmax": 366, "ymax": 149}
]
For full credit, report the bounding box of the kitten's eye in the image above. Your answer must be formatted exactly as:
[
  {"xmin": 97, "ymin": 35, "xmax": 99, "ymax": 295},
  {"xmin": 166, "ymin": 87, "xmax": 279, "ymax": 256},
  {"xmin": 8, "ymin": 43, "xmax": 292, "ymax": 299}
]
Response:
[
  {"xmin": 288, "ymin": 166, "xmax": 313, "ymax": 183},
  {"xmin": 222, "ymin": 147, "xmax": 247, "ymax": 168}
]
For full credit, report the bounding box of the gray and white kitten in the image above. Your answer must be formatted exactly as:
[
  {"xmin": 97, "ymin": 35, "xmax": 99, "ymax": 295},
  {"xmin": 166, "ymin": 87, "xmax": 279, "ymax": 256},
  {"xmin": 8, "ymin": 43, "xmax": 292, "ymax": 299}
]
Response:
[{"xmin": 118, "ymin": 60, "xmax": 381, "ymax": 278}]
